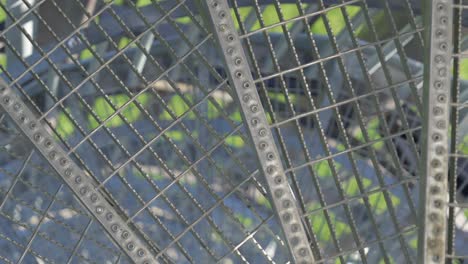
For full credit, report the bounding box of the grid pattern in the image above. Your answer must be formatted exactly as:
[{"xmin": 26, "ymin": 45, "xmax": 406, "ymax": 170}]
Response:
[
  {"xmin": 0, "ymin": 0, "xmax": 439, "ymax": 263},
  {"xmin": 447, "ymin": 0, "xmax": 468, "ymax": 263}
]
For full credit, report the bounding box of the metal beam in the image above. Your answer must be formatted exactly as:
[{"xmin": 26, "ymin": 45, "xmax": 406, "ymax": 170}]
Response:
[
  {"xmin": 200, "ymin": 0, "xmax": 314, "ymax": 263},
  {"xmin": 417, "ymin": 0, "xmax": 453, "ymax": 263},
  {"xmin": 0, "ymin": 79, "xmax": 159, "ymax": 264}
]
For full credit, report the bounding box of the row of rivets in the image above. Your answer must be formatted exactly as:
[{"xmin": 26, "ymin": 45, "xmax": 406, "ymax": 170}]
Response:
[
  {"xmin": 208, "ymin": 1, "xmax": 313, "ymax": 263},
  {"xmin": 425, "ymin": 0, "xmax": 451, "ymax": 262},
  {"xmin": 0, "ymin": 82, "xmax": 153, "ymax": 264}
]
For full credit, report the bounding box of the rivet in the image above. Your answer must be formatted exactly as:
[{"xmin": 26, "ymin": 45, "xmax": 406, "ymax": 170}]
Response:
[
  {"xmin": 434, "ymin": 173, "xmax": 443, "ymax": 181},
  {"xmin": 434, "ymin": 81, "xmax": 443, "ymax": 89},
  {"xmin": 437, "ymin": 94, "xmax": 446, "ymax": 103},
  {"xmin": 428, "ymin": 239, "xmax": 437, "ymax": 248},
  {"xmin": 60, "ymin": 158, "xmax": 68, "ymax": 166},
  {"xmin": 291, "ymin": 223, "xmax": 300, "ymax": 232},
  {"xmin": 218, "ymin": 11, "xmax": 226, "ymax": 19},
  {"xmin": 235, "ymin": 71, "xmax": 243, "ymax": 78},
  {"xmin": 431, "ymin": 159, "xmax": 441, "ymax": 168},
  {"xmin": 250, "ymin": 104, "xmax": 258, "ymax": 113},
  {"xmin": 106, "ymin": 213, "xmax": 114, "ymax": 221},
  {"xmin": 137, "ymin": 249, "xmax": 146, "ymax": 257},
  {"xmin": 111, "ymin": 224, "xmax": 119, "ymax": 232},
  {"xmin": 29, "ymin": 122, "xmax": 37, "ymax": 130},
  {"xmin": 80, "ymin": 186, "xmax": 88, "ymax": 195},
  {"xmin": 430, "ymin": 186, "xmax": 440, "ymax": 194},
  {"xmin": 75, "ymin": 176, "xmax": 82, "ymax": 184},
  {"xmin": 13, "ymin": 103, "xmax": 20, "ymax": 111},
  {"xmin": 434, "ymin": 200, "xmax": 442, "ymax": 208},
  {"xmin": 432, "ymin": 133, "xmax": 442, "ymax": 142},
  {"xmin": 234, "ymin": 57, "xmax": 242, "ymax": 65},
  {"xmin": 274, "ymin": 189, "xmax": 284, "ymax": 198},
  {"xmin": 435, "ymin": 146, "xmax": 445, "ymax": 155},
  {"xmin": 243, "ymin": 82, "xmax": 250, "ymax": 89},
  {"xmin": 436, "ymin": 3, "xmax": 444, "ymax": 10},
  {"xmin": 439, "ymin": 42, "xmax": 448, "ymax": 51},
  {"xmin": 242, "ymin": 94, "xmax": 251, "ymax": 103},
  {"xmin": 65, "ymin": 168, "xmax": 72, "ymax": 177},
  {"xmin": 251, "ymin": 118, "xmax": 259, "ymax": 126},
  {"xmin": 122, "ymin": 231, "xmax": 129, "ymax": 239},
  {"xmin": 438, "ymin": 67, "xmax": 447, "ymax": 77},
  {"xmin": 290, "ymin": 236, "xmax": 299, "ymax": 246},
  {"xmin": 440, "ymin": 16, "xmax": 448, "ymax": 25},
  {"xmin": 219, "ymin": 24, "xmax": 227, "ymax": 32},
  {"xmin": 266, "ymin": 152, "xmax": 274, "ymax": 160},
  {"xmin": 90, "ymin": 193, "xmax": 98, "ymax": 202},
  {"xmin": 436, "ymin": 120, "xmax": 446, "ymax": 129},
  {"xmin": 436, "ymin": 29, "xmax": 444, "ymax": 38},
  {"xmin": 127, "ymin": 242, "xmax": 135, "ymax": 251},
  {"xmin": 227, "ymin": 47, "xmax": 234, "ymax": 55},
  {"xmin": 212, "ymin": 1, "xmax": 218, "ymax": 7},
  {"xmin": 259, "ymin": 141, "xmax": 268, "ymax": 150},
  {"xmin": 298, "ymin": 248, "xmax": 308, "ymax": 257},
  {"xmin": 258, "ymin": 128, "xmax": 267, "ymax": 137},
  {"xmin": 49, "ymin": 151, "xmax": 57, "ymax": 160},
  {"xmin": 33, "ymin": 133, "xmax": 42, "ymax": 142},
  {"xmin": 19, "ymin": 115, "xmax": 27, "ymax": 123},
  {"xmin": 274, "ymin": 176, "xmax": 283, "ymax": 185},
  {"xmin": 433, "ymin": 225, "xmax": 442, "ymax": 235},
  {"xmin": 0, "ymin": 86, "xmax": 6, "ymax": 94},
  {"xmin": 433, "ymin": 255, "xmax": 441, "ymax": 262},
  {"xmin": 282, "ymin": 212, "xmax": 291, "ymax": 222},
  {"xmin": 3, "ymin": 96, "xmax": 10, "ymax": 104},
  {"xmin": 282, "ymin": 199, "xmax": 292, "ymax": 208},
  {"xmin": 267, "ymin": 165, "xmax": 276, "ymax": 174},
  {"xmin": 227, "ymin": 34, "xmax": 235, "ymax": 42},
  {"xmin": 434, "ymin": 55, "xmax": 444, "ymax": 63},
  {"xmin": 433, "ymin": 107, "xmax": 443, "ymax": 115},
  {"xmin": 96, "ymin": 206, "xmax": 104, "ymax": 214},
  {"xmin": 44, "ymin": 140, "xmax": 53, "ymax": 148}
]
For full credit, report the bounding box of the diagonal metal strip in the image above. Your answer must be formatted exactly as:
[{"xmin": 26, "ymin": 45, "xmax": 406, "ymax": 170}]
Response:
[
  {"xmin": 418, "ymin": 0, "xmax": 453, "ymax": 263},
  {"xmin": 0, "ymin": 79, "xmax": 158, "ymax": 264},
  {"xmin": 200, "ymin": 0, "xmax": 315, "ymax": 263}
]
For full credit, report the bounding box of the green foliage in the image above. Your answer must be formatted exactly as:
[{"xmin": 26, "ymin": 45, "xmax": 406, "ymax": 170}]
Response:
[
  {"xmin": 268, "ymin": 92, "xmax": 298, "ymax": 104},
  {"xmin": 56, "ymin": 110, "xmax": 75, "ymax": 138},
  {"xmin": 353, "ymin": 118, "xmax": 384, "ymax": 150},
  {"xmin": 461, "ymin": 59, "xmax": 468, "ymax": 80},
  {"xmin": 255, "ymin": 194, "xmax": 272, "ymax": 209},
  {"xmin": 313, "ymin": 160, "xmax": 342, "ymax": 178},
  {"xmin": 378, "ymin": 256, "xmax": 396, "ymax": 264},
  {"xmin": 88, "ymin": 93, "xmax": 150, "ymax": 129},
  {"xmin": 251, "ymin": 5, "xmax": 301, "ymax": 33},
  {"xmin": 160, "ymin": 95, "xmax": 196, "ymax": 121},
  {"xmin": 235, "ymin": 213, "xmax": 253, "ymax": 228},
  {"xmin": 458, "ymin": 134, "xmax": 468, "ymax": 155},
  {"xmin": 0, "ymin": 0, "xmax": 6, "ymax": 23},
  {"xmin": 368, "ymin": 191, "xmax": 400, "ymax": 215},
  {"xmin": 310, "ymin": 5, "xmax": 361, "ymax": 35},
  {"xmin": 344, "ymin": 177, "xmax": 372, "ymax": 197},
  {"xmin": 307, "ymin": 203, "xmax": 351, "ymax": 242},
  {"xmin": 409, "ymin": 237, "xmax": 418, "ymax": 249}
]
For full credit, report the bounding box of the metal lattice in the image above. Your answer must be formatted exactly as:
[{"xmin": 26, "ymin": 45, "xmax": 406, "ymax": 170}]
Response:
[{"xmin": 0, "ymin": 0, "xmax": 465, "ymax": 263}]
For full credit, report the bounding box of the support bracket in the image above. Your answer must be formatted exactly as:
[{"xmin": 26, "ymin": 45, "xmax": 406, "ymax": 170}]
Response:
[
  {"xmin": 200, "ymin": 0, "xmax": 315, "ymax": 263},
  {"xmin": 418, "ymin": 0, "xmax": 453, "ymax": 263}
]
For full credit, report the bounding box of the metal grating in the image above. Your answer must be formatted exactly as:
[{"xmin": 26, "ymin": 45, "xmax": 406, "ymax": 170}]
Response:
[
  {"xmin": 0, "ymin": 0, "xmax": 462, "ymax": 263},
  {"xmin": 447, "ymin": 0, "xmax": 468, "ymax": 263}
]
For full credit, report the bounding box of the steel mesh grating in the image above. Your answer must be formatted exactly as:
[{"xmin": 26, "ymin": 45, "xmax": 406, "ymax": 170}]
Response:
[
  {"xmin": 0, "ymin": 0, "xmax": 455, "ymax": 263},
  {"xmin": 447, "ymin": 0, "xmax": 468, "ymax": 263}
]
